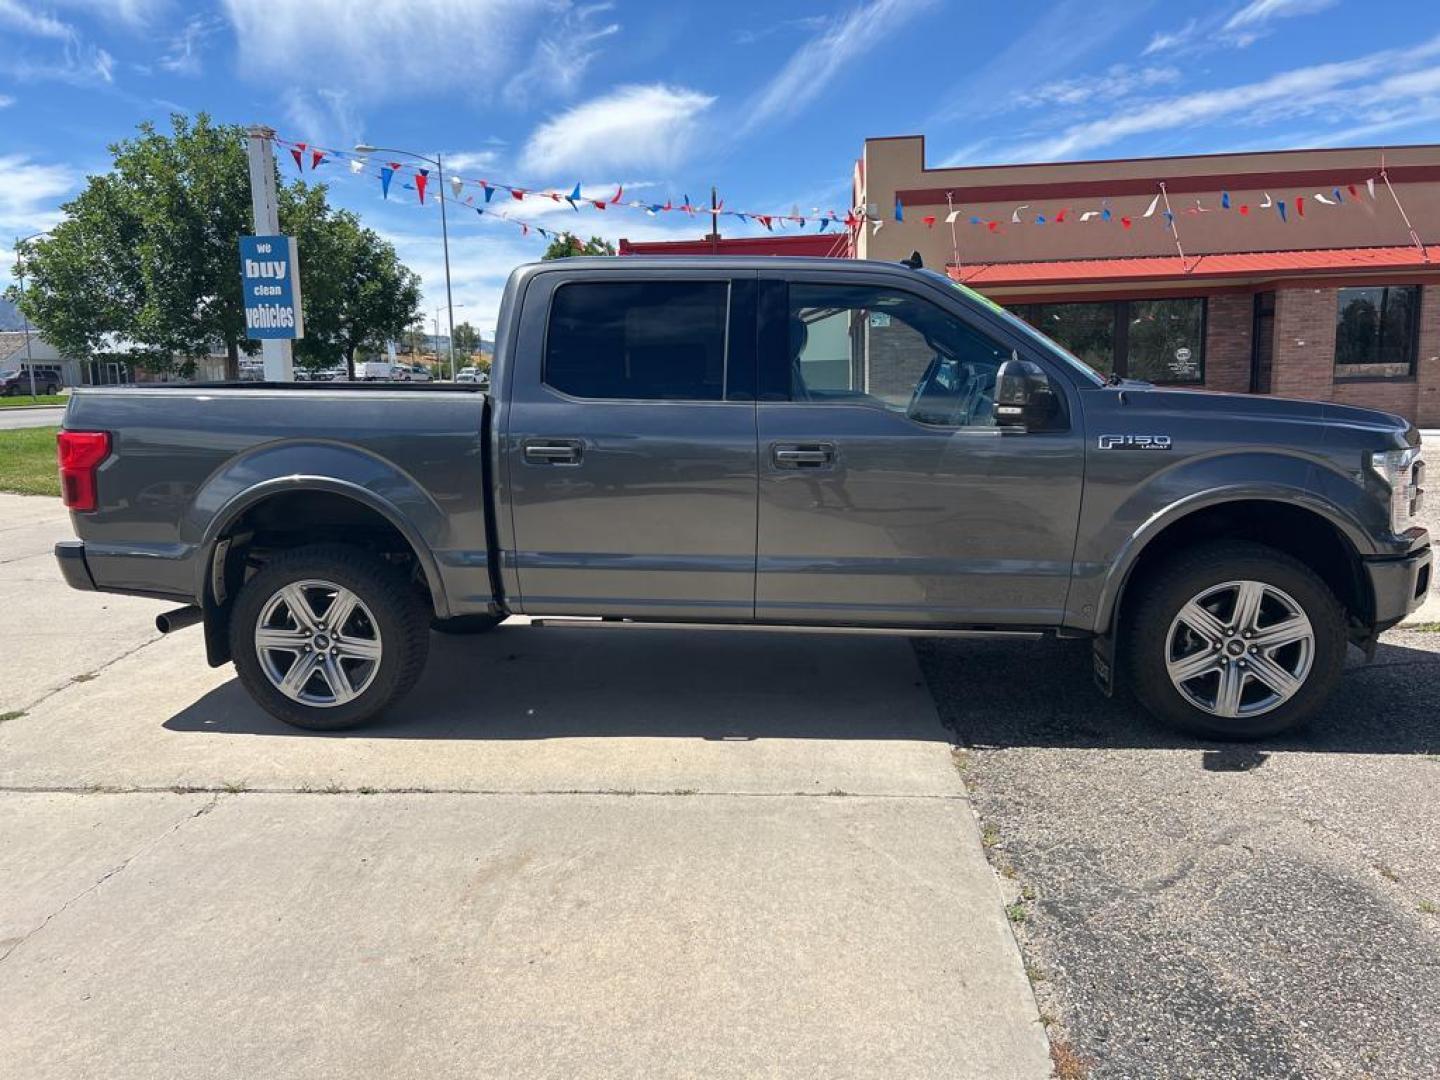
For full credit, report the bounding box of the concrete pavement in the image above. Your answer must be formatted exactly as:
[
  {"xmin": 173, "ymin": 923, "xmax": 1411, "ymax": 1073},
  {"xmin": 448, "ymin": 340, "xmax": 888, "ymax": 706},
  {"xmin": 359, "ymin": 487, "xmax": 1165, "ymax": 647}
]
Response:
[
  {"xmin": 0, "ymin": 405, "xmax": 65, "ymax": 430},
  {"xmin": 0, "ymin": 493, "xmax": 1051, "ymax": 1079}
]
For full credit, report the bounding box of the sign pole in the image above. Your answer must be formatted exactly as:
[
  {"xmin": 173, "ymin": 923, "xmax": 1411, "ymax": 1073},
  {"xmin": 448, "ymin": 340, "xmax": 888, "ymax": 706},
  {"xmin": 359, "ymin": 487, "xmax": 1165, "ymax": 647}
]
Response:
[{"xmin": 245, "ymin": 125, "xmax": 294, "ymax": 381}]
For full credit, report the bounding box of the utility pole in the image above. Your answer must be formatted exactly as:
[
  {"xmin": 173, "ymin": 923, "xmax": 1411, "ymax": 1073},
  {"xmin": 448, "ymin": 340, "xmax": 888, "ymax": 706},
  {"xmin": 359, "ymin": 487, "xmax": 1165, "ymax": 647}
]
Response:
[
  {"xmin": 245, "ymin": 125, "xmax": 294, "ymax": 381},
  {"xmin": 14, "ymin": 236, "xmax": 37, "ymax": 399},
  {"xmin": 707, "ymin": 186, "xmax": 721, "ymax": 254}
]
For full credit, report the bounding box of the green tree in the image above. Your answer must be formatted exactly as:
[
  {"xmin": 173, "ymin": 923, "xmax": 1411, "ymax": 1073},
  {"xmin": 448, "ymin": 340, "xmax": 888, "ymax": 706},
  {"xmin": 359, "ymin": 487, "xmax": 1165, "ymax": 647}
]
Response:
[
  {"xmin": 13, "ymin": 113, "xmax": 420, "ymax": 382},
  {"xmin": 452, "ymin": 320, "xmax": 480, "ymax": 357},
  {"xmin": 541, "ymin": 233, "xmax": 616, "ymax": 260}
]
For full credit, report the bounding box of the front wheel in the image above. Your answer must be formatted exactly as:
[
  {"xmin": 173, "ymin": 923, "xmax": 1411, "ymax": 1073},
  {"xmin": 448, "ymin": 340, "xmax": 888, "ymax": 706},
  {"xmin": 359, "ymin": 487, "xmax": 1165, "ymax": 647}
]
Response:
[
  {"xmin": 1125, "ymin": 541, "xmax": 1347, "ymax": 739},
  {"xmin": 230, "ymin": 544, "xmax": 430, "ymax": 730}
]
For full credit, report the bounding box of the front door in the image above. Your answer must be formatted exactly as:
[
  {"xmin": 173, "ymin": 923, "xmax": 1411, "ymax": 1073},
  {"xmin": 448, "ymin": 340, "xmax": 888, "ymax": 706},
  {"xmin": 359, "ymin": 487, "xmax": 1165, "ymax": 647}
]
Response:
[
  {"xmin": 504, "ymin": 269, "xmax": 758, "ymax": 619},
  {"xmin": 754, "ymin": 274, "xmax": 1085, "ymax": 626}
]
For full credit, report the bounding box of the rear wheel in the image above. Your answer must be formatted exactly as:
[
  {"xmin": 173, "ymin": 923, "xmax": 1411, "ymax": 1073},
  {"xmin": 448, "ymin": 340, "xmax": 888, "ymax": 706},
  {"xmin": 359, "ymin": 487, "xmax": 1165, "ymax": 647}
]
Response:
[
  {"xmin": 1125, "ymin": 541, "xmax": 1347, "ymax": 739},
  {"xmin": 230, "ymin": 544, "xmax": 429, "ymax": 730},
  {"xmin": 43, "ymin": 383, "xmax": 57, "ymax": 396}
]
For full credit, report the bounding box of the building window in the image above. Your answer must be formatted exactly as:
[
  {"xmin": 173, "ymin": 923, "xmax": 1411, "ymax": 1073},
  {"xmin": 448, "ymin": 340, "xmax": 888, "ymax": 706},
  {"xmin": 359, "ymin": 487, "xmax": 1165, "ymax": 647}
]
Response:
[
  {"xmin": 1010, "ymin": 298, "xmax": 1205, "ymax": 384},
  {"xmin": 544, "ymin": 280, "xmax": 729, "ymax": 400},
  {"xmin": 1334, "ymin": 286, "xmax": 1420, "ymax": 379}
]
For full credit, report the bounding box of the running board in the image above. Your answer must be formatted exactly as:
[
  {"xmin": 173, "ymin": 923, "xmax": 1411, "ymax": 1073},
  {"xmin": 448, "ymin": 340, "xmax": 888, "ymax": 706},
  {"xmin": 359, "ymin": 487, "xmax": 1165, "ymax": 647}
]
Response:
[{"xmin": 527, "ymin": 617, "xmax": 1044, "ymax": 640}]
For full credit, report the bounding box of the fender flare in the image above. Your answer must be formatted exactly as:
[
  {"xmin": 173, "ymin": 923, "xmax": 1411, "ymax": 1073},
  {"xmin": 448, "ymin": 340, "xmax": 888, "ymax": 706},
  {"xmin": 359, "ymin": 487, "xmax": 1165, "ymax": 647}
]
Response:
[
  {"xmin": 1093, "ymin": 482, "xmax": 1373, "ymax": 635},
  {"xmin": 196, "ymin": 474, "xmax": 450, "ymax": 619}
]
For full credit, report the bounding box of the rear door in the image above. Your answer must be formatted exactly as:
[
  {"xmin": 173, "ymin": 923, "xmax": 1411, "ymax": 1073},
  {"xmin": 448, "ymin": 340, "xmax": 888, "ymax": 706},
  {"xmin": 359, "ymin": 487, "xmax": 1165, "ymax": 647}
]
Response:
[
  {"xmin": 503, "ymin": 268, "xmax": 758, "ymax": 619},
  {"xmin": 754, "ymin": 270, "xmax": 1085, "ymax": 626}
]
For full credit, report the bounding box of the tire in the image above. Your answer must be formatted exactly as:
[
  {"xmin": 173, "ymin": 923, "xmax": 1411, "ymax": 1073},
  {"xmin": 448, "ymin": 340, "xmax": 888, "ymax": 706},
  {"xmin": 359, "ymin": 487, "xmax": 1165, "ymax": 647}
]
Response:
[
  {"xmin": 230, "ymin": 544, "xmax": 430, "ymax": 731},
  {"xmin": 431, "ymin": 613, "xmax": 505, "ymax": 635},
  {"xmin": 1124, "ymin": 541, "xmax": 1347, "ymax": 740},
  {"xmin": 43, "ymin": 384, "xmax": 57, "ymax": 396}
]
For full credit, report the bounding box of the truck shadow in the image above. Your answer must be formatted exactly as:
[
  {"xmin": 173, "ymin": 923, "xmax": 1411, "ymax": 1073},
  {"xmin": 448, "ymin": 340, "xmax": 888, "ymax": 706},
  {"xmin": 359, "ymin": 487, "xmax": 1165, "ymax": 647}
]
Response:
[{"xmin": 164, "ymin": 624, "xmax": 1440, "ymax": 754}]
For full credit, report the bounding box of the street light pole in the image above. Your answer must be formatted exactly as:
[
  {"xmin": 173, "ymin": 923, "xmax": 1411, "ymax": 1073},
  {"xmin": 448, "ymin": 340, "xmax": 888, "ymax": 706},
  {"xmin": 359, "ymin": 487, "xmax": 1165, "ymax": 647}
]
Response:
[{"xmin": 355, "ymin": 142, "xmax": 457, "ymax": 386}]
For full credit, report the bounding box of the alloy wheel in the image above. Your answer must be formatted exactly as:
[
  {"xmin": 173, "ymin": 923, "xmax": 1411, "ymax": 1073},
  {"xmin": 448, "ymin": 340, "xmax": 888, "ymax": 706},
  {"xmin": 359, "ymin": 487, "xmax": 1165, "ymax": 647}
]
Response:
[
  {"xmin": 1165, "ymin": 579, "xmax": 1315, "ymax": 719},
  {"xmin": 254, "ymin": 579, "xmax": 384, "ymax": 707}
]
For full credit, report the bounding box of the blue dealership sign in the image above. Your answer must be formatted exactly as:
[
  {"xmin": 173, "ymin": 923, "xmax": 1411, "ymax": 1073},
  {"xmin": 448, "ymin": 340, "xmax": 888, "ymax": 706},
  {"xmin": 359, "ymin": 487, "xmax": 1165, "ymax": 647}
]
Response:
[{"xmin": 240, "ymin": 234, "xmax": 304, "ymax": 339}]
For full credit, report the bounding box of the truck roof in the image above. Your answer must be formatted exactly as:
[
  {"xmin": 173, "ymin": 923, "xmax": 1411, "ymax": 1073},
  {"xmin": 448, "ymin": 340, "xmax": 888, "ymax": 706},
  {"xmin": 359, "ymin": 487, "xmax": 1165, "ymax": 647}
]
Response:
[{"xmin": 525, "ymin": 255, "xmax": 930, "ymax": 274}]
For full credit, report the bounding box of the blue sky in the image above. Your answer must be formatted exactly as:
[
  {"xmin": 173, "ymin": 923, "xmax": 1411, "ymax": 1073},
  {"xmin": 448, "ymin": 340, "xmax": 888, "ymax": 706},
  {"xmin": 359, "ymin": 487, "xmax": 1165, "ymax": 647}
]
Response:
[{"xmin": 3, "ymin": 0, "xmax": 1439, "ymax": 334}]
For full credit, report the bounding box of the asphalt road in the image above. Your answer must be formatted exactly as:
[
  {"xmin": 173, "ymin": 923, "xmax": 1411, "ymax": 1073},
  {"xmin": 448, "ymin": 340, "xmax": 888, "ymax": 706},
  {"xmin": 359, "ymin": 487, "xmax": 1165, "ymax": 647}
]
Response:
[
  {"xmin": 917, "ymin": 490, "xmax": 1440, "ymax": 1080},
  {"xmin": 0, "ymin": 493, "xmax": 1050, "ymax": 1080},
  {"xmin": 0, "ymin": 405, "xmax": 64, "ymax": 429}
]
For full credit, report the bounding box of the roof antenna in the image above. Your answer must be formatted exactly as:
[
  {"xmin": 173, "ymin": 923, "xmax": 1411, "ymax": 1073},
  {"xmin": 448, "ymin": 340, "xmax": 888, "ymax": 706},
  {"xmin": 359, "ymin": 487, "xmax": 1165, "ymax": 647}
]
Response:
[{"xmin": 901, "ymin": 250, "xmax": 923, "ymax": 269}]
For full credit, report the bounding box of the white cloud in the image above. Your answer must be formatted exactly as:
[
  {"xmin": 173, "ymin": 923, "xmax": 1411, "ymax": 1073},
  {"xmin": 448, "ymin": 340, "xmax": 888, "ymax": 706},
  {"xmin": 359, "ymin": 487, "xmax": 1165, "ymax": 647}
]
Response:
[
  {"xmin": 988, "ymin": 34, "xmax": 1440, "ymax": 162},
  {"xmin": 222, "ymin": 0, "xmax": 564, "ymax": 102},
  {"xmin": 0, "ymin": 0, "xmax": 72, "ymax": 39},
  {"xmin": 1141, "ymin": 19, "xmax": 1197, "ymax": 56},
  {"xmin": 0, "ymin": 155, "xmax": 77, "ymax": 237},
  {"xmin": 1014, "ymin": 65, "xmax": 1181, "ymax": 109},
  {"xmin": 158, "ymin": 13, "xmax": 223, "ymax": 76},
  {"xmin": 443, "ymin": 151, "xmax": 503, "ymax": 176},
  {"xmin": 741, "ymin": 0, "xmax": 934, "ymax": 134},
  {"xmin": 503, "ymin": 1, "xmax": 620, "ymax": 107},
  {"xmin": 283, "ymin": 88, "xmax": 361, "ymax": 149},
  {"xmin": 1224, "ymin": 0, "xmax": 1338, "ymax": 30},
  {"xmin": 0, "ymin": 95, "xmax": 13, "ymax": 108},
  {"xmin": 520, "ymin": 84, "xmax": 714, "ymax": 176}
]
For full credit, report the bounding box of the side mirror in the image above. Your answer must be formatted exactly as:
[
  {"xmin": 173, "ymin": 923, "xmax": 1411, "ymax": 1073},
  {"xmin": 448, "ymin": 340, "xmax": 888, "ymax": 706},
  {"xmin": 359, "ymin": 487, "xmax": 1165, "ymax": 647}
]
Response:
[{"xmin": 995, "ymin": 358, "xmax": 1060, "ymax": 431}]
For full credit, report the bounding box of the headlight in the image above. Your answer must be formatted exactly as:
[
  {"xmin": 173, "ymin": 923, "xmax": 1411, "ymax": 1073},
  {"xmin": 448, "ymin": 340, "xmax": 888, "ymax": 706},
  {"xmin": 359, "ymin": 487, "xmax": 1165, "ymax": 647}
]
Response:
[{"xmin": 1368, "ymin": 446, "xmax": 1425, "ymax": 533}]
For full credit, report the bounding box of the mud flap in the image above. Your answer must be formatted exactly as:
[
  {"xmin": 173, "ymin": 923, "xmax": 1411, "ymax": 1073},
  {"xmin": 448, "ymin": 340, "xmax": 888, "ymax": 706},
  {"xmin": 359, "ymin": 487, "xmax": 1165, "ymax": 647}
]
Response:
[{"xmin": 1092, "ymin": 634, "xmax": 1115, "ymax": 697}]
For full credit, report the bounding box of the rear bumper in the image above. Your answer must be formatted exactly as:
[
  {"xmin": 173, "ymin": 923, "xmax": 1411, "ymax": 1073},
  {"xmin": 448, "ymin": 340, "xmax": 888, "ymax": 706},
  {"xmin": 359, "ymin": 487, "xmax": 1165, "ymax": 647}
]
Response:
[
  {"xmin": 1364, "ymin": 541, "xmax": 1432, "ymax": 631},
  {"xmin": 55, "ymin": 540, "xmax": 97, "ymax": 591}
]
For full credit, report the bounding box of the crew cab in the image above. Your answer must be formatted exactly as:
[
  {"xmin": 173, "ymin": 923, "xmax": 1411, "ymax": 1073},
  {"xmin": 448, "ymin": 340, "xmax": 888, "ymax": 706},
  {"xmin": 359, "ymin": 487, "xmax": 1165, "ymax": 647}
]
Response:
[{"xmin": 54, "ymin": 257, "xmax": 1431, "ymax": 738}]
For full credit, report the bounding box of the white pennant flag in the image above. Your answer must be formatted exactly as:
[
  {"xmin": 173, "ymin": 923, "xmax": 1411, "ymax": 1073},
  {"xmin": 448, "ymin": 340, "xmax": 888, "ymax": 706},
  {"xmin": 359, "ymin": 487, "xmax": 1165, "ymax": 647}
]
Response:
[
  {"xmin": 1314, "ymin": 192, "xmax": 1337, "ymax": 205},
  {"xmin": 1010, "ymin": 204, "xmax": 1030, "ymax": 224},
  {"xmin": 1143, "ymin": 193, "xmax": 1161, "ymax": 218},
  {"xmin": 944, "ymin": 209, "xmax": 960, "ymax": 224},
  {"xmin": 1079, "ymin": 210, "xmax": 1101, "ymax": 222},
  {"xmin": 871, "ymin": 219, "xmax": 884, "ymax": 235},
  {"xmin": 1260, "ymin": 192, "xmax": 1273, "ymax": 208},
  {"xmin": 349, "ymin": 158, "xmax": 365, "ymax": 175},
  {"xmin": 1367, "ymin": 177, "xmax": 1377, "ymax": 200},
  {"xmin": 450, "ymin": 176, "xmax": 463, "ymax": 198}
]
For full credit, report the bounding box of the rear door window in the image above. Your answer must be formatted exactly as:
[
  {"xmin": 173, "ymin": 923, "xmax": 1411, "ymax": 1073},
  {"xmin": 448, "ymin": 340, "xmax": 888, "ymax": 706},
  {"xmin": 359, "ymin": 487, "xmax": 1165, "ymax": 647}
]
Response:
[{"xmin": 544, "ymin": 280, "xmax": 730, "ymax": 401}]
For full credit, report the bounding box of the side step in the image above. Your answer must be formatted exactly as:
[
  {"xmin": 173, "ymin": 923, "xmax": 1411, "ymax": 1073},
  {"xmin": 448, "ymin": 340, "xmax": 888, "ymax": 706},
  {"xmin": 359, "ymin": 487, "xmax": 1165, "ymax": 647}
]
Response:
[{"xmin": 527, "ymin": 617, "xmax": 1044, "ymax": 640}]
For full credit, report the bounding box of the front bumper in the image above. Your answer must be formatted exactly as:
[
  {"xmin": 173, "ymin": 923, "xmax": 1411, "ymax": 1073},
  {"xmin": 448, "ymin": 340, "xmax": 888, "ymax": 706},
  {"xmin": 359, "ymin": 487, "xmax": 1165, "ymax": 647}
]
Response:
[
  {"xmin": 1364, "ymin": 540, "xmax": 1432, "ymax": 630},
  {"xmin": 55, "ymin": 540, "xmax": 97, "ymax": 591}
]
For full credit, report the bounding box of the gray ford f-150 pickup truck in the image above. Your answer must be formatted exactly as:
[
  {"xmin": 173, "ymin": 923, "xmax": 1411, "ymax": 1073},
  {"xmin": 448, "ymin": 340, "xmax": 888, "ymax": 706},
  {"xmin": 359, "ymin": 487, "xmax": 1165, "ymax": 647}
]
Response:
[{"xmin": 54, "ymin": 256, "xmax": 1431, "ymax": 738}]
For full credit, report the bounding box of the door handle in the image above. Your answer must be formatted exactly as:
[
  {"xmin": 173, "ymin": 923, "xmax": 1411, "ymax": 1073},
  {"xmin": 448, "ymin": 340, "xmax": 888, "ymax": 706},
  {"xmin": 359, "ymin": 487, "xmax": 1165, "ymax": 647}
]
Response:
[
  {"xmin": 523, "ymin": 440, "xmax": 584, "ymax": 465},
  {"xmin": 772, "ymin": 443, "xmax": 835, "ymax": 469}
]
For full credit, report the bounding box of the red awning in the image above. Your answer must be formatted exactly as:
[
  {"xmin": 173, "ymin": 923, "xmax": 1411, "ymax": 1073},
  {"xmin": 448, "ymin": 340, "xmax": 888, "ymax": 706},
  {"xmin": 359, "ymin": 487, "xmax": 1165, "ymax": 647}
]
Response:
[{"xmin": 949, "ymin": 245, "xmax": 1436, "ymax": 288}]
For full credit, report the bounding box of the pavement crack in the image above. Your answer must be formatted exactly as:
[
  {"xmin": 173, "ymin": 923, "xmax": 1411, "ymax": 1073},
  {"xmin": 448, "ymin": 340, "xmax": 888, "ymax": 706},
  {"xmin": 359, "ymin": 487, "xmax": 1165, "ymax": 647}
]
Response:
[
  {"xmin": 0, "ymin": 784, "xmax": 965, "ymax": 800},
  {"xmin": 10, "ymin": 633, "xmax": 164, "ymax": 715},
  {"xmin": 0, "ymin": 793, "xmax": 219, "ymax": 966}
]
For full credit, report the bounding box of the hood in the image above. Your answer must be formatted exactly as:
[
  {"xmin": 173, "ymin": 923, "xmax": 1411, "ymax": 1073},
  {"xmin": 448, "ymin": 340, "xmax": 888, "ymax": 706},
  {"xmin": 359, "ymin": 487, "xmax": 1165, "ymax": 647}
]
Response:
[{"xmin": 1113, "ymin": 384, "xmax": 1411, "ymax": 439}]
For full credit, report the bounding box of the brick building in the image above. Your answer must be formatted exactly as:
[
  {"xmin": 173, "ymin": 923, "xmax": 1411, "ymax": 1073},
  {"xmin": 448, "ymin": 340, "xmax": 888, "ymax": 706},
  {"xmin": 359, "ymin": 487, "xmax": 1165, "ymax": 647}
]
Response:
[{"xmin": 624, "ymin": 136, "xmax": 1440, "ymax": 423}]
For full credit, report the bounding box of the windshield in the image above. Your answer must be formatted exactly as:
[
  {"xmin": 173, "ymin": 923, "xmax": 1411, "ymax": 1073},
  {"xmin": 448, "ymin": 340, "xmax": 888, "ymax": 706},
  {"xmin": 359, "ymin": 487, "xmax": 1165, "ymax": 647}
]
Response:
[
  {"xmin": 0, "ymin": 370, "xmax": 17, "ymax": 380},
  {"xmin": 918, "ymin": 269, "xmax": 1106, "ymax": 388}
]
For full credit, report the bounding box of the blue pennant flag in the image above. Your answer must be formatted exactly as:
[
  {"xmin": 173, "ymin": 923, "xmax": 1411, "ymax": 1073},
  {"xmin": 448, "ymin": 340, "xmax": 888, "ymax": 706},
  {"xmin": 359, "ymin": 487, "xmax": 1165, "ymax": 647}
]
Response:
[
  {"xmin": 737, "ymin": 213, "xmax": 748, "ymax": 224},
  {"xmin": 1221, "ymin": 191, "xmax": 1231, "ymax": 209},
  {"xmin": 483, "ymin": 185, "xmax": 496, "ymax": 203},
  {"xmin": 969, "ymin": 215, "xmax": 981, "ymax": 225},
  {"xmin": 1277, "ymin": 200, "xmax": 1288, "ymax": 222},
  {"xmin": 1163, "ymin": 210, "xmax": 1175, "ymax": 232},
  {"xmin": 1101, "ymin": 207, "xmax": 1112, "ymax": 222},
  {"xmin": 1333, "ymin": 187, "xmax": 1344, "ymax": 203},
  {"xmin": 818, "ymin": 218, "xmax": 831, "ymax": 231},
  {"xmin": 894, "ymin": 196, "xmax": 904, "ymax": 222},
  {"xmin": 380, "ymin": 165, "xmax": 395, "ymax": 199},
  {"xmin": 475, "ymin": 207, "xmax": 484, "ymax": 216},
  {"xmin": 1035, "ymin": 214, "xmax": 1047, "ymax": 225},
  {"xmin": 567, "ymin": 183, "xmax": 581, "ymax": 210}
]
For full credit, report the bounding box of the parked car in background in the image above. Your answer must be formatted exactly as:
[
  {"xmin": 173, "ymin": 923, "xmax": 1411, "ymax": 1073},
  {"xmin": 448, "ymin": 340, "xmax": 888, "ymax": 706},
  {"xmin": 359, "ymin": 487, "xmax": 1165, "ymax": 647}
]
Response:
[
  {"xmin": 406, "ymin": 365, "xmax": 432, "ymax": 382},
  {"xmin": 359, "ymin": 361, "xmax": 400, "ymax": 381},
  {"xmin": 53, "ymin": 256, "xmax": 1431, "ymax": 739},
  {"xmin": 2, "ymin": 363, "xmax": 64, "ymax": 395},
  {"xmin": 455, "ymin": 367, "xmax": 489, "ymax": 388}
]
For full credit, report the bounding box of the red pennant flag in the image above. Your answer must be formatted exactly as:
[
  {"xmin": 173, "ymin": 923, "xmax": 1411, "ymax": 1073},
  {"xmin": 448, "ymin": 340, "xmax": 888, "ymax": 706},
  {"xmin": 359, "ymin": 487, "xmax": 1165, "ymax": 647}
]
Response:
[
  {"xmin": 1056, "ymin": 208, "xmax": 1068, "ymax": 223},
  {"xmin": 593, "ymin": 201, "xmax": 607, "ymax": 210},
  {"xmin": 511, "ymin": 188, "xmax": 526, "ymax": 200},
  {"xmin": 414, "ymin": 169, "xmax": 429, "ymax": 205},
  {"xmin": 843, "ymin": 211, "xmax": 859, "ymax": 229},
  {"xmin": 612, "ymin": 185, "xmax": 623, "ymax": 204},
  {"xmin": 1239, "ymin": 205, "xmax": 1250, "ymax": 215},
  {"xmin": 922, "ymin": 215, "xmax": 936, "ymax": 228},
  {"xmin": 1348, "ymin": 183, "xmax": 1359, "ymax": 198},
  {"xmin": 986, "ymin": 221, "xmax": 998, "ymax": 232},
  {"xmin": 521, "ymin": 224, "xmax": 529, "ymax": 237},
  {"xmin": 311, "ymin": 149, "xmax": 325, "ymax": 169},
  {"xmin": 1121, "ymin": 216, "xmax": 1132, "ymax": 229},
  {"xmin": 290, "ymin": 142, "xmax": 306, "ymax": 172},
  {"xmin": 1295, "ymin": 195, "xmax": 1305, "ymax": 217},
  {"xmin": 662, "ymin": 199, "xmax": 672, "ymax": 212}
]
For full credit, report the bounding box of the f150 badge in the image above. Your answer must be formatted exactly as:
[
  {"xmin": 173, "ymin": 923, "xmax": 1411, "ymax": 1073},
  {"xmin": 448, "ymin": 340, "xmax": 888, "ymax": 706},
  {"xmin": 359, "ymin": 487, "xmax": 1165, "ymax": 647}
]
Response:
[{"xmin": 1098, "ymin": 434, "xmax": 1172, "ymax": 450}]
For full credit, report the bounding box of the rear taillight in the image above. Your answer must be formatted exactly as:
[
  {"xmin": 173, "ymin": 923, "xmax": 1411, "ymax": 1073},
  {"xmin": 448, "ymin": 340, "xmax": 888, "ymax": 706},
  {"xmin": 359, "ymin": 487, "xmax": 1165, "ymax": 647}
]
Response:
[{"xmin": 57, "ymin": 430, "xmax": 111, "ymax": 511}]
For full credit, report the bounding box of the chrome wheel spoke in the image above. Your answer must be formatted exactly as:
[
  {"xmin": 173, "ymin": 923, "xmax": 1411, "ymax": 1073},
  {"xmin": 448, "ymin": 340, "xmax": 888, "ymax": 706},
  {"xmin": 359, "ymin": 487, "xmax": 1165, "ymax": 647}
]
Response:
[
  {"xmin": 319, "ymin": 655, "xmax": 357, "ymax": 704},
  {"xmin": 279, "ymin": 651, "xmax": 321, "ymax": 696},
  {"xmin": 1232, "ymin": 580, "xmax": 1266, "ymax": 634},
  {"xmin": 280, "ymin": 584, "xmax": 320, "ymax": 631},
  {"xmin": 256, "ymin": 627, "xmax": 309, "ymax": 652},
  {"xmin": 1167, "ymin": 648, "xmax": 1221, "ymax": 684},
  {"xmin": 334, "ymin": 635, "xmax": 382, "ymax": 661},
  {"xmin": 1178, "ymin": 601, "xmax": 1227, "ymax": 647},
  {"xmin": 1250, "ymin": 616, "xmax": 1309, "ymax": 650},
  {"xmin": 325, "ymin": 589, "xmax": 359, "ymax": 633},
  {"xmin": 1214, "ymin": 663, "xmax": 1247, "ymax": 718},
  {"xmin": 1246, "ymin": 652, "xmax": 1302, "ymax": 699}
]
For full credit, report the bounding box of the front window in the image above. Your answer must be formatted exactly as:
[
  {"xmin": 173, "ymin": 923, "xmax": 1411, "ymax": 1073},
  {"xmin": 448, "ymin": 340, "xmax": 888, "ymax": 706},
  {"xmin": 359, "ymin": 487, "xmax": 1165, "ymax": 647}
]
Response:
[
  {"xmin": 1334, "ymin": 285, "xmax": 1420, "ymax": 379},
  {"xmin": 1010, "ymin": 298, "xmax": 1206, "ymax": 385},
  {"xmin": 787, "ymin": 282, "xmax": 1017, "ymax": 429}
]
